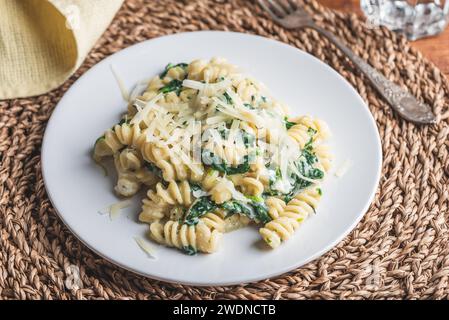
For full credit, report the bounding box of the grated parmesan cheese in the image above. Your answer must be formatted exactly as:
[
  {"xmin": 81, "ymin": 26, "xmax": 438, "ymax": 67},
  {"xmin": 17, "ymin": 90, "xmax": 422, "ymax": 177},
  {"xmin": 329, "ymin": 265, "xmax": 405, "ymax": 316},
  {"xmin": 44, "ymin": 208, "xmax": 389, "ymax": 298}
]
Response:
[
  {"xmin": 205, "ymin": 115, "xmax": 229, "ymax": 125},
  {"xmin": 129, "ymin": 81, "xmax": 149, "ymax": 102},
  {"xmin": 130, "ymin": 92, "xmax": 163, "ymax": 126},
  {"xmin": 335, "ymin": 159, "xmax": 352, "ymax": 177},
  {"xmin": 134, "ymin": 237, "xmax": 157, "ymax": 259},
  {"xmin": 98, "ymin": 199, "xmax": 132, "ymax": 221},
  {"xmin": 183, "ymin": 78, "xmax": 231, "ymax": 95},
  {"xmin": 110, "ymin": 64, "xmax": 130, "ymax": 102}
]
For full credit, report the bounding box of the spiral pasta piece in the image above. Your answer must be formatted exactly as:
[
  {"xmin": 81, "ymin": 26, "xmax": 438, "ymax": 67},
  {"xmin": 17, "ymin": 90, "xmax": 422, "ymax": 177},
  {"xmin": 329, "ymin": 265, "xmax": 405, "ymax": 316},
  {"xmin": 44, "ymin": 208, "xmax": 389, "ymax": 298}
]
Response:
[
  {"xmin": 113, "ymin": 152, "xmax": 141, "ymax": 197},
  {"xmin": 201, "ymin": 169, "xmax": 220, "ymax": 191},
  {"xmin": 209, "ymin": 208, "xmax": 251, "ymax": 233},
  {"xmin": 259, "ymin": 217, "xmax": 300, "ymax": 249},
  {"xmin": 138, "ymin": 181, "xmax": 193, "ymax": 223},
  {"xmin": 114, "ymin": 148, "xmax": 158, "ymax": 196},
  {"xmin": 188, "ymin": 57, "xmax": 237, "ymax": 83},
  {"xmin": 162, "ymin": 91, "xmax": 181, "ymax": 104},
  {"xmin": 260, "ymin": 188, "xmax": 321, "ymax": 248},
  {"xmin": 141, "ymin": 142, "xmax": 171, "ymax": 163},
  {"xmin": 200, "ymin": 212, "xmax": 225, "ymax": 233},
  {"xmin": 232, "ymin": 77, "xmax": 258, "ymax": 103},
  {"xmin": 115, "ymin": 174, "xmax": 140, "ymax": 197},
  {"xmin": 94, "ymin": 129, "xmax": 123, "ymax": 159},
  {"xmin": 114, "ymin": 123, "xmax": 146, "ymax": 149},
  {"xmin": 149, "ymin": 220, "xmax": 223, "ymax": 253},
  {"xmin": 142, "ymin": 142, "xmax": 204, "ymax": 182},
  {"xmin": 139, "ymin": 195, "xmax": 170, "ymax": 223},
  {"xmin": 203, "ymin": 65, "xmax": 232, "ymax": 83},
  {"xmin": 293, "ymin": 116, "xmax": 331, "ymax": 141},
  {"xmin": 287, "ymin": 123, "xmax": 312, "ymax": 149},
  {"xmin": 266, "ymin": 197, "xmax": 286, "ymax": 220},
  {"xmin": 178, "ymin": 89, "xmax": 197, "ymax": 103},
  {"xmin": 165, "ymin": 65, "xmax": 187, "ymax": 81},
  {"xmin": 201, "ymin": 170, "xmax": 233, "ymax": 204},
  {"xmin": 154, "ymin": 180, "xmax": 193, "ymax": 207},
  {"xmin": 94, "ymin": 123, "xmax": 147, "ymax": 160},
  {"xmin": 280, "ymin": 187, "xmax": 321, "ymax": 221},
  {"xmin": 134, "ymin": 168, "xmax": 158, "ymax": 186},
  {"xmin": 314, "ymin": 144, "xmax": 332, "ymax": 172},
  {"xmin": 147, "ymin": 76, "xmax": 164, "ymax": 92},
  {"xmin": 238, "ymin": 177, "xmax": 264, "ymax": 196},
  {"xmin": 156, "ymin": 157, "xmax": 204, "ymax": 182},
  {"xmin": 116, "ymin": 148, "xmax": 142, "ymax": 171},
  {"xmin": 187, "ymin": 59, "xmax": 208, "ymax": 80},
  {"xmin": 224, "ymin": 214, "xmax": 251, "ymax": 232}
]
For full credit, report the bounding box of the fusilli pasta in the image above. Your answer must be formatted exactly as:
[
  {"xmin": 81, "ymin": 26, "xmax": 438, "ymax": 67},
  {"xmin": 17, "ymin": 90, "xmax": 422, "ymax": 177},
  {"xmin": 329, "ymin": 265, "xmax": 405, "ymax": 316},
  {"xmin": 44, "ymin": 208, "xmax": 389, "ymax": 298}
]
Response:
[
  {"xmin": 149, "ymin": 220, "xmax": 222, "ymax": 254},
  {"xmin": 259, "ymin": 217, "xmax": 300, "ymax": 249},
  {"xmin": 93, "ymin": 58, "xmax": 332, "ymax": 254},
  {"xmin": 266, "ymin": 197, "xmax": 286, "ymax": 220},
  {"xmin": 154, "ymin": 181, "xmax": 193, "ymax": 207},
  {"xmin": 280, "ymin": 187, "xmax": 321, "ymax": 221}
]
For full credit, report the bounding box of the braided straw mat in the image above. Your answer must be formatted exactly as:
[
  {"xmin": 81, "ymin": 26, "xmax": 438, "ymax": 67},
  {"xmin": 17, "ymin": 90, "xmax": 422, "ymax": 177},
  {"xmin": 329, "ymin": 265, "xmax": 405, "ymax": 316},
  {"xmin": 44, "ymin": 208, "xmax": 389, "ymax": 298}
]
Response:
[{"xmin": 1, "ymin": 0, "xmax": 449, "ymax": 300}]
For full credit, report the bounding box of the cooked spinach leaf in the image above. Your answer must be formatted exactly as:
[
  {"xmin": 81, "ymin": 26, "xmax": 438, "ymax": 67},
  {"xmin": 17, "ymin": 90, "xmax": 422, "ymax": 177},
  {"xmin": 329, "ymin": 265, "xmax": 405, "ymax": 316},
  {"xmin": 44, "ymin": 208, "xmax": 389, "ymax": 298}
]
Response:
[
  {"xmin": 189, "ymin": 182, "xmax": 208, "ymax": 198},
  {"xmin": 159, "ymin": 62, "xmax": 188, "ymax": 79},
  {"xmin": 223, "ymin": 92, "xmax": 233, "ymax": 105},
  {"xmin": 189, "ymin": 182, "xmax": 202, "ymax": 192},
  {"xmin": 301, "ymin": 135, "xmax": 320, "ymax": 167},
  {"xmin": 202, "ymin": 150, "xmax": 252, "ymax": 175},
  {"xmin": 283, "ymin": 180, "xmax": 311, "ymax": 203},
  {"xmin": 159, "ymin": 79, "xmax": 183, "ymax": 95},
  {"xmin": 218, "ymin": 128, "xmax": 255, "ymax": 148},
  {"xmin": 284, "ymin": 116, "xmax": 296, "ymax": 130},
  {"xmin": 265, "ymin": 131, "xmax": 324, "ymax": 202},
  {"xmin": 297, "ymin": 158, "xmax": 323, "ymax": 179},
  {"xmin": 212, "ymin": 154, "xmax": 252, "ymax": 175},
  {"xmin": 221, "ymin": 199, "xmax": 271, "ymax": 224},
  {"xmin": 144, "ymin": 162, "xmax": 163, "ymax": 179},
  {"xmin": 221, "ymin": 201, "xmax": 251, "ymax": 217},
  {"xmin": 250, "ymin": 201, "xmax": 271, "ymax": 223},
  {"xmin": 283, "ymin": 150, "xmax": 324, "ymax": 202},
  {"xmin": 117, "ymin": 117, "xmax": 130, "ymax": 126},
  {"xmin": 182, "ymin": 245, "xmax": 198, "ymax": 256},
  {"xmin": 203, "ymin": 127, "xmax": 256, "ymax": 173},
  {"xmin": 95, "ymin": 135, "xmax": 105, "ymax": 146},
  {"xmin": 218, "ymin": 128, "xmax": 229, "ymax": 140},
  {"xmin": 184, "ymin": 196, "xmax": 217, "ymax": 226},
  {"xmin": 242, "ymin": 131, "xmax": 255, "ymax": 147},
  {"xmin": 307, "ymin": 127, "xmax": 317, "ymax": 136}
]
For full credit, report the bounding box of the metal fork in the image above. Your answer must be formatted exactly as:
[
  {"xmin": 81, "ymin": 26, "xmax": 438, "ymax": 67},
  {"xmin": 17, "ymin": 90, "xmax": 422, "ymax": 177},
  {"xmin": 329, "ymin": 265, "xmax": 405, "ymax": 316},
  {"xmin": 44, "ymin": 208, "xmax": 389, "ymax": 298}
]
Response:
[{"xmin": 258, "ymin": 0, "xmax": 436, "ymax": 124}]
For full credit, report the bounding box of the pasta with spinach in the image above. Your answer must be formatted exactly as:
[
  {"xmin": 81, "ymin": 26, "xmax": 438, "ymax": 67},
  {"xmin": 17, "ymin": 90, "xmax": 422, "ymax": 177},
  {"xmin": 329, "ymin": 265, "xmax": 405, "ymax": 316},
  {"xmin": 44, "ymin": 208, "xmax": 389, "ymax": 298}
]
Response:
[{"xmin": 93, "ymin": 58, "xmax": 332, "ymax": 254}]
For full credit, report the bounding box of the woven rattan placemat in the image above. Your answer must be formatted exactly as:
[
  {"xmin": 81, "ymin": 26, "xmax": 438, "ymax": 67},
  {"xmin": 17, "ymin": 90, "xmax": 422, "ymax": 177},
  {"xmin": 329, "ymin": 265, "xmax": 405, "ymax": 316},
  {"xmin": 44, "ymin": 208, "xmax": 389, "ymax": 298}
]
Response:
[{"xmin": 1, "ymin": 0, "xmax": 449, "ymax": 300}]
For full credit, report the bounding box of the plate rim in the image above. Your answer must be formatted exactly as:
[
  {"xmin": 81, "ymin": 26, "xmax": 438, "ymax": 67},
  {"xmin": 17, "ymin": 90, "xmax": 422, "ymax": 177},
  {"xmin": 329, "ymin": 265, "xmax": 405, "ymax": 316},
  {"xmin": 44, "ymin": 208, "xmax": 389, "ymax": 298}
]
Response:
[{"xmin": 41, "ymin": 30, "xmax": 383, "ymax": 286}]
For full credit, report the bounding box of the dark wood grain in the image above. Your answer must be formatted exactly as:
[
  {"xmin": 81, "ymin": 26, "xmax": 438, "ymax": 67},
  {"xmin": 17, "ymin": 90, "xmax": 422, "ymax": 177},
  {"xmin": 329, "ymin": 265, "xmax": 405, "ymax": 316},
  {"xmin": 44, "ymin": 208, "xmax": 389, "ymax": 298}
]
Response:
[{"xmin": 318, "ymin": 0, "xmax": 449, "ymax": 76}]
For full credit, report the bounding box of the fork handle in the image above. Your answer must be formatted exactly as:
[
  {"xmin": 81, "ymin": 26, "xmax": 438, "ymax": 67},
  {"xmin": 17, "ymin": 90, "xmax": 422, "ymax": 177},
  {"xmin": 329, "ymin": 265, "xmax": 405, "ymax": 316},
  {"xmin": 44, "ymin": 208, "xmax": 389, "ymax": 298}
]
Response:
[{"xmin": 310, "ymin": 26, "xmax": 436, "ymax": 124}]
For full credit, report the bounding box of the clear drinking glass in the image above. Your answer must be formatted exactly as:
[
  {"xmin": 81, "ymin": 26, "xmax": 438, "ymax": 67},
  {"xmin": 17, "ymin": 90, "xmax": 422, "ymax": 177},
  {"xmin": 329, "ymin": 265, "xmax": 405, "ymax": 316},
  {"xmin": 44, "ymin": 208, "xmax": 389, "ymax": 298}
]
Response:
[{"xmin": 361, "ymin": 0, "xmax": 449, "ymax": 40}]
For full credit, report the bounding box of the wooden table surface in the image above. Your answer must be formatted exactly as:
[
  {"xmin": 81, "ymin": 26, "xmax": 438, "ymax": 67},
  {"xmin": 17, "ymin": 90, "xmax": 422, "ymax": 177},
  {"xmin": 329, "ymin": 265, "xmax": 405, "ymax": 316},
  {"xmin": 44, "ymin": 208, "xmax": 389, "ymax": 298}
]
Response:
[{"xmin": 318, "ymin": 0, "xmax": 449, "ymax": 77}]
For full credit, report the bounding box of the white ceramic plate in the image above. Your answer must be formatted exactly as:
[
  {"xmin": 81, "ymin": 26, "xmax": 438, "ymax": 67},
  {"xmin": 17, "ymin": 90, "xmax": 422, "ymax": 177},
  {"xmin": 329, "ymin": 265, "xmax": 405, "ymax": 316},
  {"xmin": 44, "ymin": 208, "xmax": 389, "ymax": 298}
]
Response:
[{"xmin": 42, "ymin": 31, "xmax": 382, "ymax": 286}]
